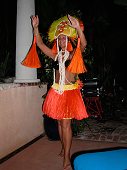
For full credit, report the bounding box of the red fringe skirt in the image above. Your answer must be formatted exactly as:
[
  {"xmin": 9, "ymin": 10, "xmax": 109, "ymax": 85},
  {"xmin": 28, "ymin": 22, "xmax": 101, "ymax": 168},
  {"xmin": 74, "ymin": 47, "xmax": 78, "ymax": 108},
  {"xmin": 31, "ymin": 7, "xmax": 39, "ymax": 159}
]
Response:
[{"xmin": 42, "ymin": 83, "xmax": 89, "ymax": 120}]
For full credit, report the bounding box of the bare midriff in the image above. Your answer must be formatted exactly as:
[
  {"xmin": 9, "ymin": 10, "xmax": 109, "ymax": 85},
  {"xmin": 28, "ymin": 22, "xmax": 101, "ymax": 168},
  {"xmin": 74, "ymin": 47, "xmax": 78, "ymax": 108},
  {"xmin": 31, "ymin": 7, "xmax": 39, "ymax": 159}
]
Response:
[{"xmin": 55, "ymin": 69, "xmax": 77, "ymax": 85}]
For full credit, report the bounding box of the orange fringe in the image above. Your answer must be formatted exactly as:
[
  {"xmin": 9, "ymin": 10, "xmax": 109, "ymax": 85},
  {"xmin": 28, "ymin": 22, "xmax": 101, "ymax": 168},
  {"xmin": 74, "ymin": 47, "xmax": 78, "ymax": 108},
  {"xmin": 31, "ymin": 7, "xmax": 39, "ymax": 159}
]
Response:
[
  {"xmin": 67, "ymin": 38, "xmax": 87, "ymax": 74},
  {"xmin": 21, "ymin": 36, "xmax": 41, "ymax": 68},
  {"xmin": 67, "ymin": 41, "xmax": 73, "ymax": 52},
  {"xmin": 51, "ymin": 40, "xmax": 57, "ymax": 54}
]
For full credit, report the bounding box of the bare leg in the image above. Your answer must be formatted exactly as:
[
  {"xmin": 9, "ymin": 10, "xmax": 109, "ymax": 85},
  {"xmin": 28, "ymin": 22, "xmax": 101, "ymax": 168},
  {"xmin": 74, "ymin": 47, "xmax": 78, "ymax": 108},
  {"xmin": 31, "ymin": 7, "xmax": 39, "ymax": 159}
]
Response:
[
  {"xmin": 58, "ymin": 120, "xmax": 64, "ymax": 157},
  {"xmin": 61, "ymin": 119, "xmax": 72, "ymax": 169}
]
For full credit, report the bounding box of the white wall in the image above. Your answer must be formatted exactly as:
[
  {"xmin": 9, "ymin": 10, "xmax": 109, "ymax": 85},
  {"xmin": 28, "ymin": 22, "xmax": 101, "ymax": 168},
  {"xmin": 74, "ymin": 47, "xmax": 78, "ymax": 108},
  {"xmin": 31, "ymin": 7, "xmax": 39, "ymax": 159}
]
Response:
[{"xmin": 0, "ymin": 84, "xmax": 47, "ymax": 159}]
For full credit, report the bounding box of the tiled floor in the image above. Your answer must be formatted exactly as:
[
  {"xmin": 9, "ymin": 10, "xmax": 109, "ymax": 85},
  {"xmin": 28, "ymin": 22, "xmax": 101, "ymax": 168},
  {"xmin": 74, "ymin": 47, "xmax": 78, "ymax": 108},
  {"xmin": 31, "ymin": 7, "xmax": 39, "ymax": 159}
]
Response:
[
  {"xmin": 76, "ymin": 115, "xmax": 127, "ymax": 143},
  {"xmin": 0, "ymin": 135, "xmax": 127, "ymax": 170}
]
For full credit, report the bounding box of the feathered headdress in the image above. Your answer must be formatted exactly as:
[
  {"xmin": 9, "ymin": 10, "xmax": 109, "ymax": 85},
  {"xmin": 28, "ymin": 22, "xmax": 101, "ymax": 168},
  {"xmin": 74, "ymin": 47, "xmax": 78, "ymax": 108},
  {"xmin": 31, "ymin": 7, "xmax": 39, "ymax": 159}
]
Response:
[
  {"xmin": 48, "ymin": 15, "xmax": 87, "ymax": 74},
  {"xmin": 48, "ymin": 16, "xmax": 77, "ymax": 42}
]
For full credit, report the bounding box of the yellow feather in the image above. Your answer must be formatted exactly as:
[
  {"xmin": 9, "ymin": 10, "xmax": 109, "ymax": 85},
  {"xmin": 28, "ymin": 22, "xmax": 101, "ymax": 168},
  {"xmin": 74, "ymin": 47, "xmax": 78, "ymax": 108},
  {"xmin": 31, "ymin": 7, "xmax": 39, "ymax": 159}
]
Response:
[{"xmin": 48, "ymin": 16, "xmax": 77, "ymax": 42}]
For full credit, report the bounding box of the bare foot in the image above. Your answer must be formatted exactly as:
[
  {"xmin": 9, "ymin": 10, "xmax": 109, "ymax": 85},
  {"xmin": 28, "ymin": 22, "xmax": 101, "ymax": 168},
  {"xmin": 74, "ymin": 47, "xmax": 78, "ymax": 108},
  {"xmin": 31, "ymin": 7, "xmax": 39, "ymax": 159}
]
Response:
[
  {"xmin": 63, "ymin": 157, "xmax": 71, "ymax": 170},
  {"xmin": 63, "ymin": 164, "xmax": 71, "ymax": 170}
]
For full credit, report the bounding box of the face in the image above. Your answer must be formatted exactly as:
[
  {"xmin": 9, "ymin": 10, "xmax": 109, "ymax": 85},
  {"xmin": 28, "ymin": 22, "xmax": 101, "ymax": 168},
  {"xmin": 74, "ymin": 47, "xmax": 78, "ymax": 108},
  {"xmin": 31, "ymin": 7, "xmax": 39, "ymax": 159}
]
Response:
[{"xmin": 58, "ymin": 34, "xmax": 67, "ymax": 50}]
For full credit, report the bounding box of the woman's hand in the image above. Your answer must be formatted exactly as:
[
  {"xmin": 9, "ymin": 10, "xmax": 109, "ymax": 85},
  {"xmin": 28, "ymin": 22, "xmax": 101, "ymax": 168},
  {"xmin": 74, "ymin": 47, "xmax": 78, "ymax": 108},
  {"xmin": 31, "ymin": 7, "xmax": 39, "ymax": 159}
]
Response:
[
  {"xmin": 67, "ymin": 14, "xmax": 80, "ymax": 30},
  {"xmin": 31, "ymin": 15, "xmax": 39, "ymax": 28}
]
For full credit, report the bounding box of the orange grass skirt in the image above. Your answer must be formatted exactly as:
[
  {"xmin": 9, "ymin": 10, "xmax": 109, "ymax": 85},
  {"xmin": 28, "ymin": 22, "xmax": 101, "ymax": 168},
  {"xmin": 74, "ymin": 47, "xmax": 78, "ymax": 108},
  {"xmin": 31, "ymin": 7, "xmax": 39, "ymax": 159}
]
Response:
[{"xmin": 42, "ymin": 83, "xmax": 89, "ymax": 120}]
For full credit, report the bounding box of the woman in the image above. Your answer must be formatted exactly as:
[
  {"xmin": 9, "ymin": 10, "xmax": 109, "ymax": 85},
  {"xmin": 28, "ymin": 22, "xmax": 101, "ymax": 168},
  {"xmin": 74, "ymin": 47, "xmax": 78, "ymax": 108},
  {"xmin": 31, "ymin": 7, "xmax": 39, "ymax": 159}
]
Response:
[{"xmin": 31, "ymin": 14, "xmax": 89, "ymax": 170}]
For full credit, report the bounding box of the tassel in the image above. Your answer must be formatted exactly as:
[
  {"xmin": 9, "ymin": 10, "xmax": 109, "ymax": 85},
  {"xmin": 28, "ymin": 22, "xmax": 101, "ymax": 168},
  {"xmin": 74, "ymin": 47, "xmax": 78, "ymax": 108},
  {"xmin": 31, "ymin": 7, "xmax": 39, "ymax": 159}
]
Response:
[
  {"xmin": 51, "ymin": 40, "xmax": 57, "ymax": 54},
  {"xmin": 67, "ymin": 40, "xmax": 73, "ymax": 52},
  {"xmin": 21, "ymin": 36, "xmax": 41, "ymax": 68},
  {"xmin": 67, "ymin": 38, "xmax": 87, "ymax": 74}
]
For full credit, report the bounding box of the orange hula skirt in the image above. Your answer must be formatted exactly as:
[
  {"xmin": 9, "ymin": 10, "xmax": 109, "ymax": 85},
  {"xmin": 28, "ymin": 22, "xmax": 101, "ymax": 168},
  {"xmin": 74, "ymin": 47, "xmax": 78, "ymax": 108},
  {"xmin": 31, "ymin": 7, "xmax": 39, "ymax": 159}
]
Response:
[{"xmin": 42, "ymin": 83, "xmax": 89, "ymax": 120}]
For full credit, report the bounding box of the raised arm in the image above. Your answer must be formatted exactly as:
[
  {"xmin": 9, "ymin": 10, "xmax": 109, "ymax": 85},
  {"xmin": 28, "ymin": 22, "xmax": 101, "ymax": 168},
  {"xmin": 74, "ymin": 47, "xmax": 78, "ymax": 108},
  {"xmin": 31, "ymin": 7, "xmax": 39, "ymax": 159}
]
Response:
[
  {"xmin": 67, "ymin": 15, "xmax": 87, "ymax": 52},
  {"xmin": 31, "ymin": 15, "xmax": 55, "ymax": 59}
]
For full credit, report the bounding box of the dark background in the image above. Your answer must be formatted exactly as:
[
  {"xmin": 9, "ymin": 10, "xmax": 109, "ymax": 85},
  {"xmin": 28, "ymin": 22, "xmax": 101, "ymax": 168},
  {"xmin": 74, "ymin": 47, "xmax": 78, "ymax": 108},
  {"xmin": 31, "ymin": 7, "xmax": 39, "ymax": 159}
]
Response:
[{"xmin": 0, "ymin": 0, "xmax": 127, "ymax": 94}]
